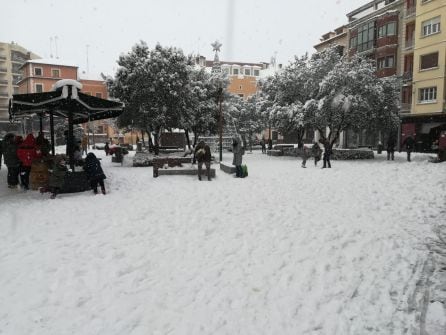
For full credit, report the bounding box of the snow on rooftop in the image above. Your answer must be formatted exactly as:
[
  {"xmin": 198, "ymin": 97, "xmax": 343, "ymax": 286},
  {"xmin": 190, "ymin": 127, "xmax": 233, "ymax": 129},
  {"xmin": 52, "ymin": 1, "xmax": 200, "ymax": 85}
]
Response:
[{"xmin": 26, "ymin": 58, "xmax": 78, "ymax": 67}]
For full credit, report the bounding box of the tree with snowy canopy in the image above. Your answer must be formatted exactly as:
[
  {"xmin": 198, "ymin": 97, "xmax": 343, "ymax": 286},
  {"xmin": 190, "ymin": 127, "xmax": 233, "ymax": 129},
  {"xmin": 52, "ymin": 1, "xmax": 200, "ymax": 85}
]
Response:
[
  {"xmin": 109, "ymin": 42, "xmax": 192, "ymax": 146},
  {"xmin": 181, "ymin": 69, "xmax": 228, "ymax": 149},
  {"xmin": 225, "ymin": 94, "xmax": 264, "ymax": 150},
  {"xmin": 260, "ymin": 46, "xmax": 400, "ymax": 149}
]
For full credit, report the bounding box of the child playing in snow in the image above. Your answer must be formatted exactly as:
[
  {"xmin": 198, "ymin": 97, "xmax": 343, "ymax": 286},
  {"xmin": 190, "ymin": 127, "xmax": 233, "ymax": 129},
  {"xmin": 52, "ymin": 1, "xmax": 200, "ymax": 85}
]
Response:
[{"xmin": 84, "ymin": 153, "xmax": 106, "ymax": 195}]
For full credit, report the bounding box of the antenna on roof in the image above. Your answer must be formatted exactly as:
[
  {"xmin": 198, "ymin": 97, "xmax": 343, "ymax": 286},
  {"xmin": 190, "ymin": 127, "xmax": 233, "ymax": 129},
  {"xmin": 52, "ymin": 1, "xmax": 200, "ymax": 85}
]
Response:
[
  {"xmin": 54, "ymin": 36, "xmax": 59, "ymax": 59},
  {"xmin": 86, "ymin": 44, "xmax": 90, "ymax": 78},
  {"xmin": 50, "ymin": 37, "xmax": 53, "ymax": 58}
]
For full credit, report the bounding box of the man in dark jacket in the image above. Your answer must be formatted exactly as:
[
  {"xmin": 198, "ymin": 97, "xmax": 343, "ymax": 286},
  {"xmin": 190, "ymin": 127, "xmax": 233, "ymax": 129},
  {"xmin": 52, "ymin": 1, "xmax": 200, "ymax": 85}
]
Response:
[
  {"xmin": 320, "ymin": 139, "xmax": 332, "ymax": 168},
  {"xmin": 84, "ymin": 152, "xmax": 106, "ymax": 194},
  {"xmin": 194, "ymin": 141, "xmax": 212, "ymax": 181},
  {"xmin": 403, "ymin": 135, "xmax": 415, "ymax": 162},
  {"xmin": 2, "ymin": 133, "xmax": 21, "ymax": 188},
  {"xmin": 386, "ymin": 135, "xmax": 396, "ymax": 161}
]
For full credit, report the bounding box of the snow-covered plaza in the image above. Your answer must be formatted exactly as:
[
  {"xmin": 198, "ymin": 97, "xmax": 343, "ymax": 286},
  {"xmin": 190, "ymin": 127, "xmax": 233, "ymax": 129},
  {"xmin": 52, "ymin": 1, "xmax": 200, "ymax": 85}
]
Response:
[{"xmin": 0, "ymin": 150, "xmax": 445, "ymax": 334}]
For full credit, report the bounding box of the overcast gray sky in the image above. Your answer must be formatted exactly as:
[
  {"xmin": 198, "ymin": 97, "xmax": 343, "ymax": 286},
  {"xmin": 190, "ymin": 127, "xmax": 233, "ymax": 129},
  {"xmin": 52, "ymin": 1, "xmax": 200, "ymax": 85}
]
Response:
[{"xmin": 1, "ymin": 0, "xmax": 367, "ymax": 79}]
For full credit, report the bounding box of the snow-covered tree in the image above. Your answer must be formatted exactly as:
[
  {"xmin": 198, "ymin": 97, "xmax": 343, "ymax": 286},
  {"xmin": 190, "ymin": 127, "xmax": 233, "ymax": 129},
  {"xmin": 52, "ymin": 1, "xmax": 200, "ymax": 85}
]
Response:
[{"xmin": 109, "ymin": 42, "xmax": 192, "ymax": 146}]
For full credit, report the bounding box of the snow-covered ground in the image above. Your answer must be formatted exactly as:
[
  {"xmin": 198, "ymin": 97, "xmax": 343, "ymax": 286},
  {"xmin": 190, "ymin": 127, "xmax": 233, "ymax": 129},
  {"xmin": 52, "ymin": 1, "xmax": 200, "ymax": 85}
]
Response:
[{"xmin": 0, "ymin": 150, "xmax": 445, "ymax": 335}]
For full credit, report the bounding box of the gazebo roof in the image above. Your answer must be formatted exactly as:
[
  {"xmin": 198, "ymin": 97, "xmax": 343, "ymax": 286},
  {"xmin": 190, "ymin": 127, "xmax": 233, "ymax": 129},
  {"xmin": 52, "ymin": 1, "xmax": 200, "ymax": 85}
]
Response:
[{"xmin": 9, "ymin": 81, "xmax": 123, "ymax": 124}]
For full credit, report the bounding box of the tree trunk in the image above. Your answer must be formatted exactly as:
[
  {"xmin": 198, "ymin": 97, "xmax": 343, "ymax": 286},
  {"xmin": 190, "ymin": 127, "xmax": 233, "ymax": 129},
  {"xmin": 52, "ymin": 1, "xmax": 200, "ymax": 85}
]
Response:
[
  {"xmin": 140, "ymin": 130, "xmax": 145, "ymax": 146},
  {"xmin": 185, "ymin": 129, "xmax": 191, "ymax": 150}
]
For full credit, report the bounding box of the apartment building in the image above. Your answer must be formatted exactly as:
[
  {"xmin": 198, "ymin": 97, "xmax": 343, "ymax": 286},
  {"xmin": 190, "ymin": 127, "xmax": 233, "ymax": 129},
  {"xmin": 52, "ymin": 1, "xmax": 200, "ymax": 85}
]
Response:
[
  {"xmin": 0, "ymin": 42, "xmax": 39, "ymax": 124},
  {"xmin": 314, "ymin": 25, "xmax": 349, "ymax": 55},
  {"xmin": 401, "ymin": 0, "xmax": 446, "ymax": 151},
  {"xmin": 204, "ymin": 59, "xmax": 269, "ymax": 100}
]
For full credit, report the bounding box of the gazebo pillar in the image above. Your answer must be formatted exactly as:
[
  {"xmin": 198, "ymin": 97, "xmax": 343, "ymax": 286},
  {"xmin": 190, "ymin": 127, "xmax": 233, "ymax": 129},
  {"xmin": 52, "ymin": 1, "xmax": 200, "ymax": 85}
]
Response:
[
  {"xmin": 68, "ymin": 108, "xmax": 75, "ymax": 170},
  {"xmin": 50, "ymin": 111, "xmax": 55, "ymax": 156},
  {"xmin": 39, "ymin": 114, "xmax": 43, "ymax": 134}
]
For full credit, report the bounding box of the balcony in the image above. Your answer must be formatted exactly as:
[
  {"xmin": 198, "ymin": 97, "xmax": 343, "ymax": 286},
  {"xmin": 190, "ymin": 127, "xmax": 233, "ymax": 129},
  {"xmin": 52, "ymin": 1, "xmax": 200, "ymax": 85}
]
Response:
[
  {"xmin": 0, "ymin": 67, "xmax": 7, "ymax": 73},
  {"xmin": 400, "ymin": 103, "xmax": 412, "ymax": 112},
  {"xmin": 404, "ymin": 38, "xmax": 414, "ymax": 50},
  {"xmin": 402, "ymin": 71, "xmax": 413, "ymax": 83},
  {"xmin": 0, "ymin": 79, "xmax": 8, "ymax": 85},
  {"xmin": 404, "ymin": 6, "xmax": 416, "ymax": 18},
  {"xmin": 0, "ymin": 55, "xmax": 6, "ymax": 61},
  {"xmin": 0, "ymin": 92, "xmax": 9, "ymax": 98}
]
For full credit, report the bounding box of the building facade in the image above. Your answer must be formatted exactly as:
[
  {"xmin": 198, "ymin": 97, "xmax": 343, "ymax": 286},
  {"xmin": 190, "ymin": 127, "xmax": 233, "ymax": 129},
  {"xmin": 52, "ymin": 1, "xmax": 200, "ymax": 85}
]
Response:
[
  {"xmin": 402, "ymin": 0, "xmax": 446, "ymax": 151},
  {"xmin": 205, "ymin": 59, "xmax": 269, "ymax": 99},
  {"xmin": 314, "ymin": 25, "xmax": 349, "ymax": 55},
  {"xmin": 0, "ymin": 42, "xmax": 39, "ymax": 124}
]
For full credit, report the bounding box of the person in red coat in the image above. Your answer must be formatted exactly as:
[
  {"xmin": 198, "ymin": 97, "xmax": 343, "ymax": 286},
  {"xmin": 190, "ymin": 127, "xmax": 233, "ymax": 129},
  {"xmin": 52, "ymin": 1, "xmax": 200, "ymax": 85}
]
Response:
[{"xmin": 17, "ymin": 133, "xmax": 39, "ymax": 190}]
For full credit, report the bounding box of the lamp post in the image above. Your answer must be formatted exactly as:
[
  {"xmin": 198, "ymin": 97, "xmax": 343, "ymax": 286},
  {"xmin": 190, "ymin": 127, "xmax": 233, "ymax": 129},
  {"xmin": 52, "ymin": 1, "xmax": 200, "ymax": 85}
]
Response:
[
  {"xmin": 218, "ymin": 87, "xmax": 223, "ymax": 161},
  {"xmin": 211, "ymin": 40, "xmax": 223, "ymax": 161}
]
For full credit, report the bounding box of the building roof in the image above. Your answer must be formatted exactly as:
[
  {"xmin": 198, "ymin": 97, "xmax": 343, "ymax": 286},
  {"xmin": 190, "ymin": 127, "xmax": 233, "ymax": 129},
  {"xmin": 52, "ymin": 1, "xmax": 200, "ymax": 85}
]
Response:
[
  {"xmin": 22, "ymin": 58, "xmax": 78, "ymax": 68},
  {"xmin": 205, "ymin": 60, "xmax": 267, "ymax": 68}
]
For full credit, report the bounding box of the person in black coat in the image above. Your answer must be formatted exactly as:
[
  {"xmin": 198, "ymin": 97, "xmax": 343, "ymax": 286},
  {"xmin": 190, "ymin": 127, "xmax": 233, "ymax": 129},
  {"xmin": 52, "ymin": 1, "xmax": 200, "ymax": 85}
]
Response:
[
  {"xmin": 84, "ymin": 153, "xmax": 106, "ymax": 194},
  {"xmin": 402, "ymin": 135, "xmax": 415, "ymax": 162},
  {"xmin": 2, "ymin": 133, "xmax": 20, "ymax": 188},
  {"xmin": 320, "ymin": 139, "xmax": 332, "ymax": 168},
  {"xmin": 386, "ymin": 135, "xmax": 396, "ymax": 161},
  {"xmin": 194, "ymin": 141, "xmax": 212, "ymax": 181}
]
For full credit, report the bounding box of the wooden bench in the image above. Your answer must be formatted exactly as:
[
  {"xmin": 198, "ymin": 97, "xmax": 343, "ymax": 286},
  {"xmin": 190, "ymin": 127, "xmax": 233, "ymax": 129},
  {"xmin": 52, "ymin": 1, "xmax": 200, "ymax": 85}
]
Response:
[{"xmin": 152, "ymin": 157, "xmax": 192, "ymax": 177}]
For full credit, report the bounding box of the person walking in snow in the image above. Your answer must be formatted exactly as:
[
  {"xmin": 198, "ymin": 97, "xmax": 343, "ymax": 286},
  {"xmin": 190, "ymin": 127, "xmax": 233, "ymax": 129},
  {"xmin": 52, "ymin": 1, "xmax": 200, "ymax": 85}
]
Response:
[
  {"xmin": 232, "ymin": 135, "xmax": 245, "ymax": 178},
  {"xmin": 311, "ymin": 141, "xmax": 322, "ymax": 167},
  {"xmin": 386, "ymin": 135, "xmax": 396, "ymax": 161},
  {"xmin": 402, "ymin": 135, "xmax": 415, "ymax": 162},
  {"xmin": 84, "ymin": 152, "xmax": 106, "ymax": 195},
  {"xmin": 17, "ymin": 133, "xmax": 39, "ymax": 190},
  {"xmin": 2, "ymin": 133, "xmax": 21, "ymax": 188},
  {"xmin": 104, "ymin": 142, "xmax": 110, "ymax": 156},
  {"xmin": 301, "ymin": 146, "xmax": 309, "ymax": 168},
  {"xmin": 0, "ymin": 138, "xmax": 3, "ymax": 170},
  {"xmin": 194, "ymin": 140, "xmax": 212, "ymax": 181},
  {"xmin": 320, "ymin": 139, "xmax": 332, "ymax": 168},
  {"xmin": 260, "ymin": 138, "xmax": 266, "ymax": 154}
]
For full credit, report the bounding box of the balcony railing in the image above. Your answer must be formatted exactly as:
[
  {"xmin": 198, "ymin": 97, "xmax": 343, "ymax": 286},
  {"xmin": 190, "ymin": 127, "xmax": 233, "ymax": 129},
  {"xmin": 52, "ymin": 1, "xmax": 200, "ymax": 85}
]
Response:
[
  {"xmin": 0, "ymin": 55, "xmax": 6, "ymax": 61},
  {"xmin": 0, "ymin": 92, "xmax": 9, "ymax": 97},
  {"xmin": 404, "ymin": 38, "xmax": 414, "ymax": 50},
  {"xmin": 0, "ymin": 79, "xmax": 8, "ymax": 85},
  {"xmin": 401, "ymin": 103, "xmax": 412, "ymax": 112},
  {"xmin": 405, "ymin": 6, "xmax": 416, "ymax": 18},
  {"xmin": 0, "ymin": 67, "xmax": 7, "ymax": 72},
  {"xmin": 402, "ymin": 71, "xmax": 413, "ymax": 82}
]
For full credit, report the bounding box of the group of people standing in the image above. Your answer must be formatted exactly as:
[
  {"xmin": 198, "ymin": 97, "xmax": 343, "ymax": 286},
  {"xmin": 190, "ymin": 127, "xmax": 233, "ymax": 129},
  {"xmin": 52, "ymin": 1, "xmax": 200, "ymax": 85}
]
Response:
[
  {"xmin": 1, "ymin": 132, "xmax": 50, "ymax": 189},
  {"xmin": 301, "ymin": 139, "xmax": 332, "ymax": 169},
  {"xmin": 1, "ymin": 132, "xmax": 106, "ymax": 198}
]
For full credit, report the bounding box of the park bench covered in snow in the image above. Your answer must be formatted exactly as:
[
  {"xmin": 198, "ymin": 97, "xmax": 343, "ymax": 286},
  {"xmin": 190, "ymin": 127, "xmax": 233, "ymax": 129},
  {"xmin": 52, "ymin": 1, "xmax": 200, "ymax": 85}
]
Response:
[{"xmin": 152, "ymin": 156, "xmax": 215, "ymax": 178}]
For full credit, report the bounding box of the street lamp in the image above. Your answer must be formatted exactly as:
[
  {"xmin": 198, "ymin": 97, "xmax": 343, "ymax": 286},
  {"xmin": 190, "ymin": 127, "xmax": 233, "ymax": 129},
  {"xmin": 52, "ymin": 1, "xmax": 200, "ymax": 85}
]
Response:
[{"xmin": 218, "ymin": 87, "xmax": 223, "ymax": 161}]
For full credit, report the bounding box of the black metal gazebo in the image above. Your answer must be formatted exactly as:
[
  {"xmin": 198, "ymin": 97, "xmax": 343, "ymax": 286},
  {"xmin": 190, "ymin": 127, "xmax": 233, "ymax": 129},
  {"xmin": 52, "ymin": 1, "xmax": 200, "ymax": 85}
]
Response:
[{"xmin": 9, "ymin": 79, "xmax": 123, "ymax": 170}]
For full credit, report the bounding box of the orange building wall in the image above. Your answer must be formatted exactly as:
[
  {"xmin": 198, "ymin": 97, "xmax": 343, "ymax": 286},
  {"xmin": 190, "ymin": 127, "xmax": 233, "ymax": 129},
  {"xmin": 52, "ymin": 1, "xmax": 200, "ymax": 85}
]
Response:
[
  {"xmin": 19, "ymin": 63, "xmax": 78, "ymax": 93},
  {"xmin": 80, "ymin": 79, "xmax": 108, "ymax": 98},
  {"xmin": 227, "ymin": 76, "xmax": 258, "ymax": 99}
]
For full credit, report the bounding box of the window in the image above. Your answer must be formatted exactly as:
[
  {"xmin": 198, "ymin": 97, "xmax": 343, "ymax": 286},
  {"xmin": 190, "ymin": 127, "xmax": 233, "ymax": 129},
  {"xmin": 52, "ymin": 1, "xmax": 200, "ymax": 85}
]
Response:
[
  {"xmin": 419, "ymin": 87, "xmax": 437, "ymax": 102},
  {"xmin": 254, "ymin": 69, "xmax": 260, "ymax": 76},
  {"xmin": 244, "ymin": 68, "xmax": 251, "ymax": 76},
  {"xmin": 350, "ymin": 36, "xmax": 357, "ymax": 48},
  {"xmin": 378, "ymin": 22, "xmax": 397, "ymax": 38},
  {"xmin": 357, "ymin": 22, "xmax": 375, "ymax": 52},
  {"xmin": 95, "ymin": 92, "xmax": 102, "ymax": 98},
  {"xmin": 239, "ymin": 85, "xmax": 242, "ymax": 90},
  {"xmin": 35, "ymin": 83, "xmax": 43, "ymax": 93},
  {"xmin": 420, "ymin": 52, "xmax": 439, "ymax": 70},
  {"xmin": 422, "ymin": 17, "xmax": 440, "ymax": 36},
  {"xmin": 51, "ymin": 69, "xmax": 60, "ymax": 77},
  {"xmin": 232, "ymin": 68, "xmax": 239, "ymax": 75},
  {"xmin": 238, "ymin": 94, "xmax": 244, "ymax": 98},
  {"xmin": 34, "ymin": 67, "xmax": 42, "ymax": 76},
  {"xmin": 377, "ymin": 55, "xmax": 395, "ymax": 69}
]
